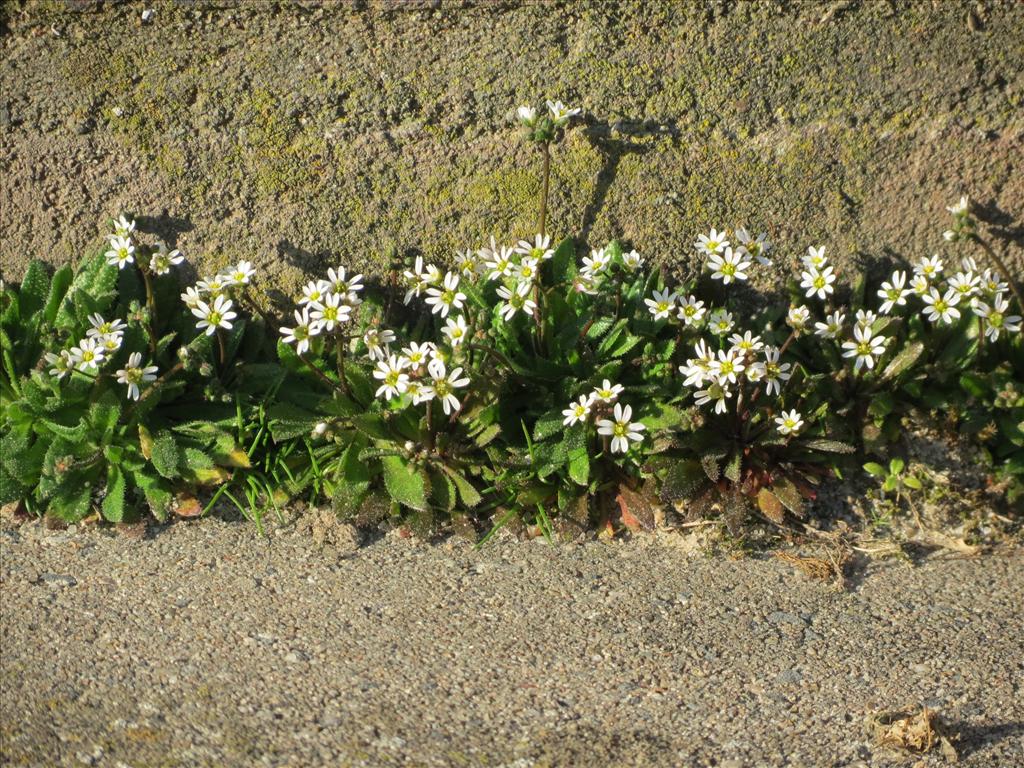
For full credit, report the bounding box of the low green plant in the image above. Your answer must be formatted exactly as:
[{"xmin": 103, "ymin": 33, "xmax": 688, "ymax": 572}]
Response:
[
  {"xmin": 0, "ymin": 220, "xmax": 266, "ymax": 522},
  {"xmin": 1, "ymin": 101, "xmax": 1020, "ymax": 534},
  {"xmin": 864, "ymin": 457, "xmax": 924, "ymax": 503}
]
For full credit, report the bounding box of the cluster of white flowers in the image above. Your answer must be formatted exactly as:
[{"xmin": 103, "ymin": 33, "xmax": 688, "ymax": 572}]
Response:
[
  {"xmin": 560, "ymin": 380, "xmax": 645, "ymax": 453},
  {"xmin": 516, "ymin": 100, "xmax": 581, "ymax": 129},
  {"xmin": 104, "ymin": 214, "xmax": 184, "ymax": 275},
  {"xmin": 46, "ymin": 313, "xmax": 157, "ymax": 401},
  {"xmin": 276, "ymin": 266, "xmax": 363, "ymax": 353},
  {"xmin": 371, "ymin": 353, "xmax": 470, "ymax": 415},
  {"xmin": 179, "ymin": 261, "xmax": 260, "ymax": 336},
  {"xmin": 693, "ymin": 226, "xmax": 773, "ymax": 285}
]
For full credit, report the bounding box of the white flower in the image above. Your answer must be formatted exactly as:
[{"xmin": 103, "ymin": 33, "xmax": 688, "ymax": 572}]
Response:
[
  {"xmin": 728, "ymin": 331, "xmax": 763, "ymax": 355},
  {"xmin": 787, "ymin": 305, "xmax": 811, "ymax": 331},
  {"xmin": 910, "ymin": 274, "xmax": 930, "ymax": 297},
  {"xmin": 225, "ymin": 260, "xmax": 256, "ymax": 285},
  {"xmin": 979, "ymin": 269, "xmax": 1008, "ymax": 297},
  {"xmin": 707, "ymin": 247, "xmax": 752, "ymax": 285},
  {"xmin": 68, "ymin": 338, "xmax": 105, "ymax": 371},
  {"xmin": 310, "ymin": 293, "xmax": 352, "ymax": 332},
  {"xmin": 943, "ymin": 230, "xmax": 956, "ymax": 242},
  {"xmin": 363, "ymin": 328, "xmax": 396, "ymax": 361},
  {"xmin": 947, "ymin": 195, "xmax": 969, "ymax": 215},
  {"xmin": 735, "ymin": 227, "xmax": 772, "ymax": 265},
  {"xmin": 948, "ymin": 271, "xmax": 980, "ymax": 299},
  {"xmin": 105, "ymin": 235, "xmax": 135, "ymax": 269},
  {"xmin": 708, "ymin": 308, "xmax": 734, "ymax": 335},
  {"xmin": 98, "ymin": 332, "xmax": 123, "ymax": 354},
  {"xmin": 44, "ymin": 350, "xmax": 73, "ymax": 380},
  {"xmin": 196, "ymin": 275, "xmax": 229, "ymax": 296},
  {"xmin": 573, "ymin": 274, "xmax": 599, "ymax": 295},
  {"xmin": 86, "ymin": 314, "xmax": 127, "ymax": 340},
  {"xmin": 485, "ymin": 247, "xmax": 516, "ymax": 282},
  {"xmin": 801, "ymin": 246, "xmax": 828, "ymax": 269},
  {"xmin": 596, "ymin": 403, "xmax": 645, "ymax": 454},
  {"xmin": 960, "ymin": 256, "xmax": 978, "ymax": 273},
  {"xmin": 709, "ymin": 348, "xmax": 745, "ymax": 385},
  {"xmin": 580, "ymin": 248, "xmax": 610, "ymax": 278},
  {"xmin": 514, "ymin": 233, "xmax": 553, "ymax": 262},
  {"xmin": 854, "ymin": 309, "xmax": 878, "ymax": 331},
  {"xmin": 514, "ymin": 257, "xmax": 539, "ymax": 284},
  {"xmin": 814, "ymin": 311, "xmax": 845, "ymax": 340},
  {"xmin": 298, "ymin": 280, "xmax": 330, "ymax": 308},
  {"xmin": 676, "ymin": 295, "xmax": 706, "ymax": 326},
  {"xmin": 694, "ymin": 229, "xmax": 729, "ymax": 257},
  {"xmin": 877, "ymin": 270, "xmax": 910, "ymax": 314},
  {"xmin": 115, "ymin": 352, "xmax": 158, "ymax": 401},
  {"xmin": 403, "ymin": 257, "xmax": 431, "ymax": 303},
  {"xmin": 914, "ymin": 255, "xmax": 944, "ymax": 279},
  {"xmin": 645, "ymin": 288, "xmax": 678, "ymax": 320},
  {"xmin": 562, "ymin": 395, "xmax": 594, "ymax": 426},
  {"xmin": 373, "ymin": 355, "xmax": 411, "ymax": 401},
  {"xmin": 454, "ymin": 249, "xmax": 479, "ymax": 277},
  {"xmin": 800, "ymin": 264, "xmax": 836, "ymax": 300},
  {"xmin": 442, "ymin": 315, "xmax": 469, "ymax": 347},
  {"xmin": 192, "ymin": 295, "xmax": 237, "ymax": 336},
  {"xmin": 841, "ymin": 325, "xmax": 887, "ymax": 372},
  {"xmin": 517, "ymin": 105, "xmax": 538, "ymax": 126},
  {"xmin": 279, "ymin": 307, "xmax": 320, "ymax": 354},
  {"xmin": 149, "ymin": 241, "xmax": 184, "ymax": 275},
  {"xmin": 546, "ymin": 100, "xmax": 580, "ymax": 127},
  {"xmin": 680, "ymin": 340, "xmax": 716, "ymax": 387},
  {"xmin": 972, "ymin": 294, "xmax": 1022, "ymax": 340},
  {"xmin": 180, "ymin": 286, "xmax": 204, "ymax": 309},
  {"xmin": 312, "ymin": 422, "xmax": 329, "ymax": 437},
  {"xmin": 694, "ymin": 381, "xmax": 731, "ymax": 414},
  {"xmin": 621, "ymin": 249, "xmax": 644, "ymax": 270},
  {"xmin": 591, "ymin": 379, "xmax": 623, "ymax": 404},
  {"xmin": 747, "ymin": 346, "xmax": 791, "ymax": 396},
  {"xmin": 112, "ymin": 214, "xmax": 136, "ymax": 238},
  {"xmin": 407, "ymin": 380, "xmax": 435, "ymax": 405},
  {"xmin": 775, "ymin": 409, "xmax": 804, "ymax": 436},
  {"xmin": 427, "ymin": 359, "xmax": 470, "ymax": 415},
  {"xmin": 326, "ymin": 266, "xmax": 363, "ymax": 296},
  {"xmin": 496, "ymin": 282, "xmax": 537, "ymax": 320},
  {"xmin": 401, "ymin": 342, "xmax": 435, "ymax": 371},
  {"xmin": 921, "ymin": 287, "xmax": 961, "ymax": 325}
]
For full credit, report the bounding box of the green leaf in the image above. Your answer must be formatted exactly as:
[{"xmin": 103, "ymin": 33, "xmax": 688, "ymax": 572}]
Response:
[
  {"xmin": 660, "ymin": 459, "xmax": 707, "ymax": 501},
  {"xmin": 903, "ymin": 475, "xmax": 923, "ymax": 490},
  {"xmin": 101, "ymin": 465, "xmax": 127, "ymax": 522},
  {"xmin": 546, "ymin": 236, "xmax": 576, "ymax": 285},
  {"xmin": 863, "ymin": 462, "xmax": 886, "ymax": 477},
  {"xmin": 48, "ymin": 481, "xmax": 92, "ymax": 522},
  {"xmin": 562, "ymin": 423, "xmax": 589, "ymax": 486},
  {"xmin": 881, "ymin": 341, "xmax": 924, "ymax": 382},
  {"xmin": 267, "ymin": 402, "xmax": 319, "ymax": 441},
  {"xmin": 18, "ymin": 260, "xmax": 50, "ymax": 319},
  {"xmin": 889, "ymin": 457, "xmax": 905, "ymax": 475},
  {"xmin": 723, "ymin": 452, "xmax": 741, "ymax": 483},
  {"xmin": 150, "ymin": 433, "xmax": 181, "ymax": 479},
  {"xmin": 532, "ymin": 408, "xmax": 565, "ymax": 443},
  {"xmin": 441, "ymin": 466, "xmax": 482, "ymax": 508},
  {"xmin": 380, "ymin": 455, "xmax": 428, "ymax": 511},
  {"xmin": 42, "ymin": 265, "xmax": 74, "ymax": 325},
  {"xmin": 801, "ymin": 438, "xmax": 855, "ymax": 454}
]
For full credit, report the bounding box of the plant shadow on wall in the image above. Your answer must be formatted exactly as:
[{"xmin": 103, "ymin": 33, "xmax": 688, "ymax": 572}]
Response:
[{"xmin": 1, "ymin": 101, "xmax": 1022, "ymax": 540}]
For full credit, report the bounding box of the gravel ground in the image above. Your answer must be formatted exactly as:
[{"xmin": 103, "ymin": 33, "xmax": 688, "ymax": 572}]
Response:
[{"xmin": 1, "ymin": 516, "xmax": 1021, "ymax": 767}]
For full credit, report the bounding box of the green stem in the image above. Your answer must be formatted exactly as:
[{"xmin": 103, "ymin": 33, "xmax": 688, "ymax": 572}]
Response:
[
  {"xmin": 538, "ymin": 140, "xmax": 551, "ymax": 237},
  {"xmin": 335, "ymin": 337, "xmax": 351, "ymax": 397},
  {"xmin": 126, "ymin": 361, "xmax": 184, "ymax": 419},
  {"xmin": 139, "ymin": 266, "xmax": 157, "ymax": 354},
  {"xmin": 299, "ymin": 352, "xmax": 344, "ymax": 395},
  {"xmin": 971, "ymin": 232, "xmax": 1023, "ymax": 311},
  {"xmin": 216, "ymin": 328, "xmax": 226, "ymax": 367}
]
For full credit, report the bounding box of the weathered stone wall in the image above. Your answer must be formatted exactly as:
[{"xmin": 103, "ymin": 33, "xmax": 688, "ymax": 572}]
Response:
[{"xmin": 2, "ymin": 0, "xmax": 1022, "ymax": 299}]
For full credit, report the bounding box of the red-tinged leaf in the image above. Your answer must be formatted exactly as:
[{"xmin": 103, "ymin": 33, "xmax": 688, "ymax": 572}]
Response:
[
  {"xmin": 174, "ymin": 492, "xmax": 203, "ymax": 519},
  {"xmin": 757, "ymin": 488, "xmax": 785, "ymax": 524},
  {"xmin": 616, "ymin": 484, "xmax": 655, "ymax": 532}
]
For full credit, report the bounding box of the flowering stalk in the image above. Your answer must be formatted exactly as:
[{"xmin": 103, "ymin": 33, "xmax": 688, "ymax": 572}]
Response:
[
  {"xmin": 538, "ymin": 140, "xmax": 551, "ymax": 237},
  {"xmin": 970, "ymin": 232, "xmax": 1023, "ymax": 311}
]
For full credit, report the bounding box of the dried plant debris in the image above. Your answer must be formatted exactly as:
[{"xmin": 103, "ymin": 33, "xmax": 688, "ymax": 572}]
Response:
[
  {"xmin": 867, "ymin": 706, "xmax": 959, "ymax": 762},
  {"xmin": 775, "ymin": 547, "xmax": 850, "ymax": 587}
]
